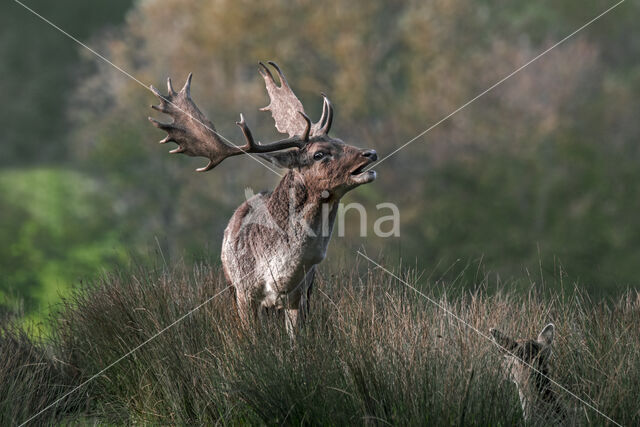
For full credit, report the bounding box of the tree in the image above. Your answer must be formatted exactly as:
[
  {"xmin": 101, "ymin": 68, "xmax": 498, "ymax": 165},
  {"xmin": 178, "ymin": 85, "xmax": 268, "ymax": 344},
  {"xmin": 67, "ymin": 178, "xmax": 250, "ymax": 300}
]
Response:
[{"xmin": 70, "ymin": 0, "xmax": 640, "ymax": 293}]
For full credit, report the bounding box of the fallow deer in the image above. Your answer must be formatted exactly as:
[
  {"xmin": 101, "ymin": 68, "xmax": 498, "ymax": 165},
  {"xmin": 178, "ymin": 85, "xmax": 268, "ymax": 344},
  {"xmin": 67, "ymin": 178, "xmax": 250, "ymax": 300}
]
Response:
[
  {"xmin": 148, "ymin": 62, "xmax": 377, "ymax": 336},
  {"xmin": 490, "ymin": 324, "xmax": 571, "ymax": 424}
]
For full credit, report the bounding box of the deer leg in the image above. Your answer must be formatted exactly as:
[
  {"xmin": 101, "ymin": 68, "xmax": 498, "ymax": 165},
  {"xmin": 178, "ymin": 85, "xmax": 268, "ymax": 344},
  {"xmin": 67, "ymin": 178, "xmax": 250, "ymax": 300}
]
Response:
[
  {"xmin": 518, "ymin": 388, "xmax": 531, "ymax": 422},
  {"xmin": 284, "ymin": 308, "xmax": 299, "ymax": 339},
  {"xmin": 300, "ymin": 267, "xmax": 315, "ymax": 321},
  {"xmin": 284, "ymin": 291, "xmax": 302, "ymax": 339},
  {"xmin": 235, "ymin": 291, "xmax": 256, "ymax": 329},
  {"xmin": 284, "ymin": 268, "xmax": 316, "ymax": 338}
]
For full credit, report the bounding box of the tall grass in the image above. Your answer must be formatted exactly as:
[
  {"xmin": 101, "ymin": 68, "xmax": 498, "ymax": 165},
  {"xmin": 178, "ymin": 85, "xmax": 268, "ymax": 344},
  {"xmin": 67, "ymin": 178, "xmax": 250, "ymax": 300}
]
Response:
[
  {"xmin": 0, "ymin": 320, "xmax": 83, "ymax": 425},
  {"xmin": 2, "ymin": 261, "xmax": 639, "ymax": 425}
]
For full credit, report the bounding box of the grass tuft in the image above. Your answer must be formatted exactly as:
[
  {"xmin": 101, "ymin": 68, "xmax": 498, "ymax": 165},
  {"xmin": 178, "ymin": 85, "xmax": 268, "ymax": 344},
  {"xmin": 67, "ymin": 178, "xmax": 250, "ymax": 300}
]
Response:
[{"xmin": 2, "ymin": 261, "xmax": 638, "ymax": 425}]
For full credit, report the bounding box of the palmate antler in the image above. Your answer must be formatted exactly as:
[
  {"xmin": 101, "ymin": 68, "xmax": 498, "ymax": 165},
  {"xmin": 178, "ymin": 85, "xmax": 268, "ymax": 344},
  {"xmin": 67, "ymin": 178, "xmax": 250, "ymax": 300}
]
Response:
[
  {"xmin": 148, "ymin": 61, "xmax": 333, "ymax": 172},
  {"xmin": 258, "ymin": 61, "xmax": 333, "ymax": 138}
]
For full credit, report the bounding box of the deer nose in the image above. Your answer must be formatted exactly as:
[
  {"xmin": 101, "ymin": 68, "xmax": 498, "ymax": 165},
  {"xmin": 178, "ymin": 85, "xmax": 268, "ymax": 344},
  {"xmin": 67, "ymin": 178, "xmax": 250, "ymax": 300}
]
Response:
[{"xmin": 362, "ymin": 149, "xmax": 378, "ymax": 161}]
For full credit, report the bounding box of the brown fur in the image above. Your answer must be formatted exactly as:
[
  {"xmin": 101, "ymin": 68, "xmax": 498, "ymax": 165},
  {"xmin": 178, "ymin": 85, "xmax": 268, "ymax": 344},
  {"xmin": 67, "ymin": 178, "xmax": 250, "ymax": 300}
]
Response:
[
  {"xmin": 149, "ymin": 63, "xmax": 377, "ymax": 337},
  {"xmin": 222, "ymin": 137, "xmax": 377, "ymax": 337}
]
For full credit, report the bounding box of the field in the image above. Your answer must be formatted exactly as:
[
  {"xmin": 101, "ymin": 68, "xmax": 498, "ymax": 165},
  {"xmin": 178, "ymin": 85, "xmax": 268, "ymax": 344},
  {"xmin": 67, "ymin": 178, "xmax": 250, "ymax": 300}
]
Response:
[{"xmin": 2, "ymin": 260, "xmax": 638, "ymax": 425}]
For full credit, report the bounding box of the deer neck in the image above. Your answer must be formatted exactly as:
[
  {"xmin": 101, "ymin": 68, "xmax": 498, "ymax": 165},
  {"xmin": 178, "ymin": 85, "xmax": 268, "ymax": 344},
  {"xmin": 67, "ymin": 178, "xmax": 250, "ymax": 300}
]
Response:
[
  {"xmin": 267, "ymin": 170, "xmax": 339, "ymax": 254},
  {"xmin": 517, "ymin": 371, "xmax": 566, "ymax": 423}
]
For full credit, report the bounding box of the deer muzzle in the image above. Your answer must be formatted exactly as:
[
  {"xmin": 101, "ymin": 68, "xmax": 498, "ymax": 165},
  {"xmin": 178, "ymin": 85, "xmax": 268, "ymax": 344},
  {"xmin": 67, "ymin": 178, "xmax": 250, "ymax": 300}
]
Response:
[{"xmin": 350, "ymin": 149, "xmax": 378, "ymax": 184}]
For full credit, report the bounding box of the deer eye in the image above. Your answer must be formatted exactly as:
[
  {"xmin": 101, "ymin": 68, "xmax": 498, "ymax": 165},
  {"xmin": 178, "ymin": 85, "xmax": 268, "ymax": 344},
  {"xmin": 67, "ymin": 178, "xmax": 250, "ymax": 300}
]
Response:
[{"xmin": 313, "ymin": 152, "xmax": 326, "ymax": 161}]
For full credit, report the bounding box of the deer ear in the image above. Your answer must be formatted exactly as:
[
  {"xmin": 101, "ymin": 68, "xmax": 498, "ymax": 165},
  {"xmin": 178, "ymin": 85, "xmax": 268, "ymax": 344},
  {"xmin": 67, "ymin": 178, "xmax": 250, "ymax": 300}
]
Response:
[
  {"xmin": 258, "ymin": 151, "xmax": 299, "ymax": 169},
  {"xmin": 537, "ymin": 323, "xmax": 555, "ymax": 346}
]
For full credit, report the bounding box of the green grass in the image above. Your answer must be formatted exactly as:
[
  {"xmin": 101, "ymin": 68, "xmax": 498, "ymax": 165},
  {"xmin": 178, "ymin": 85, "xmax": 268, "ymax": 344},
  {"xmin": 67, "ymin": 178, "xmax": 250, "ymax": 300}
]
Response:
[{"xmin": 1, "ymin": 261, "xmax": 639, "ymax": 425}]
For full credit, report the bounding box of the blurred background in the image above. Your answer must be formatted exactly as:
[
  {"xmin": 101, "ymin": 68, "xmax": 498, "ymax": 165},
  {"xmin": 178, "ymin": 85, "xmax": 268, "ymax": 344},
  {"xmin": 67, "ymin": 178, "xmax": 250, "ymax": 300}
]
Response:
[{"xmin": 2, "ymin": 0, "xmax": 639, "ymax": 324}]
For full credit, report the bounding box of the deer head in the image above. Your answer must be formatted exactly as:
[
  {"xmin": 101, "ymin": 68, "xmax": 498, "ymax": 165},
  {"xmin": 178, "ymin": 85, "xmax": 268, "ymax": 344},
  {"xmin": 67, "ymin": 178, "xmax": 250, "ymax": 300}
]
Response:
[
  {"xmin": 148, "ymin": 61, "xmax": 377, "ymax": 200},
  {"xmin": 490, "ymin": 324, "xmax": 565, "ymax": 422},
  {"xmin": 490, "ymin": 324, "xmax": 554, "ymax": 381}
]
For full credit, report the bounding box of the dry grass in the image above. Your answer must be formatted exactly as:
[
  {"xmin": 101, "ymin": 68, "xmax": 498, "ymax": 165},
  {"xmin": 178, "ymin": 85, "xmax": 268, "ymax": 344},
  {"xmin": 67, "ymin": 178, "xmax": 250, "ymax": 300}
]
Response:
[
  {"xmin": 2, "ymin": 260, "xmax": 639, "ymax": 425},
  {"xmin": 0, "ymin": 321, "xmax": 83, "ymax": 425}
]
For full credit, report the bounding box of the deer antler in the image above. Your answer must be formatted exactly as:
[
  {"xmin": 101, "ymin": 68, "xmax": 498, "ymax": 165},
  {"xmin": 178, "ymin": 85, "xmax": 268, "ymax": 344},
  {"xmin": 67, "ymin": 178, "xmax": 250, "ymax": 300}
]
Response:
[
  {"xmin": 149, "ymin": 63, "xmax": 330, "ymax": 171},
  {"xmin": 149, "ymin": 74, "xmax": 237, "ymax": 172},
  {"xmin": 259, "ymin": 61, "xmax": 333, "ymax": 138},
  {"xmin": 149, "ymin": 73, "xmax": 311, "ymax": 172}
]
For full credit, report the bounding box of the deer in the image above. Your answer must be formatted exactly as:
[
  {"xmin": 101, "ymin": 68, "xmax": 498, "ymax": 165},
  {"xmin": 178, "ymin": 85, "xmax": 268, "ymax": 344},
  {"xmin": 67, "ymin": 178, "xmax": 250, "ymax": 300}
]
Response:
[
  {"xmin": 148, "ymin": 62, "xmax": 377, "ymax": 337},
  {"xmin": 490, "ymin": 324, "xmax": 576, "ymax": 425}
]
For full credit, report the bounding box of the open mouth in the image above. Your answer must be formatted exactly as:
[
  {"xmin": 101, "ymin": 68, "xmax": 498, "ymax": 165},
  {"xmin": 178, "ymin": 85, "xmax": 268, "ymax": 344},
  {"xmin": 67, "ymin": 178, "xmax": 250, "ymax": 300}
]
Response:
[
  {"xmin": 350, "ymin": 159, "xmax": 377, "ymax": 183},
  {"xmin": 350, "ymin": 163, "xmax": 369, "ymax": 176}
]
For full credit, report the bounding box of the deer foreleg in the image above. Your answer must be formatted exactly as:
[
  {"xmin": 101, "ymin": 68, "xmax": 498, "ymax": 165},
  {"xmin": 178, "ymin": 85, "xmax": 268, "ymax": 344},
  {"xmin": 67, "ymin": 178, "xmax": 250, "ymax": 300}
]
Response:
[
  {"xmin": 284, "ymin": 267, "xmax": 316, "ymax": 338},
  {"xmin": 284, "ymin": 309, "xmax": 299, "ymax": 339},
  {"xmin": 235, "ymin": 291, "xmax": 257, "ymax": 329}
]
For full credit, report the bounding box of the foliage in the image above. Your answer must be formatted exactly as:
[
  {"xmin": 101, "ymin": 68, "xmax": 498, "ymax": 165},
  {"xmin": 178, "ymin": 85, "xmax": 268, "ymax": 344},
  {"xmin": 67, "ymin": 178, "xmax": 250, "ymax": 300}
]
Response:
[
  {"xmin": 0, "ymin": 169, "xmax": 127, "ymax": 319},
  {"xmin": 0, "ymin": 0, "xmax": 132, "ymax": 165},
  {"xmin": 69, "ymin": 0, "xmax": 640, "ymax": 293}
]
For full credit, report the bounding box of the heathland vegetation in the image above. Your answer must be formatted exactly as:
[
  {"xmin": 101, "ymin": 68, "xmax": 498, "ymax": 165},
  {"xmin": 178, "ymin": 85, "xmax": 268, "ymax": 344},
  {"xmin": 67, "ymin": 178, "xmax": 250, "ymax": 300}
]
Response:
[{"xmin": 2, "ymin": 262, "xmax": 639, "ymax": 424}]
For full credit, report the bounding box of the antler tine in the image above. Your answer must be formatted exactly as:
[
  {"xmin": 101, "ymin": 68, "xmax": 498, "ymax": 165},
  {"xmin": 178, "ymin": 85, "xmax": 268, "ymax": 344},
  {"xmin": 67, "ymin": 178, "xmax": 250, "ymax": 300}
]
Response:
[
  {"xmin": 258, "ymin": 61, "xmax": 276, "ymax": 89},
  {"xmin": 299, "ymin": 111, "xmax": 311, "ymax": 142},
  {"xmin": 150, "ymin": 84, "xmax": 162, "ymax": 97},
  {"xmin": 167, "ymin": 77, "xmax": 176, "ymax": 96},
  {"xmin": 169, "ymin": 145, "xmax": 186, "ymax": 154},
  {"xmin": 181, "ymin": 73, "xmax": 193, "ymax": 97},
  {"xmin": 235, "ymin": 113, "xmax": 306, "ymax": 152},
  {"xmin": 235, "ymin": 113, "xmax": 257, "ymax": 151},
  {"xmin": 257, "ymin": 62, "xmax": 277, "ymax": 115},
  {"xmin": 148, "ymin": 116, "xmax": 171, "ymax": 131},
  {"xmin": 150, "ymin": 85, "xmax": 168, "ymax": 114},
  {"xmin": 196, "ymin": 160, "xmax": 216, "ymax": 173},
  {"xmin": 267, "ymin": 61, "xmax": 291, "ymax": 89},
  {"xmin": 318, "ymin": 93, "xmax": 334, "ymax": 135},
  {"xmin": 317, "ymin": 95, "xmax": 328, "ymax": 129}
]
